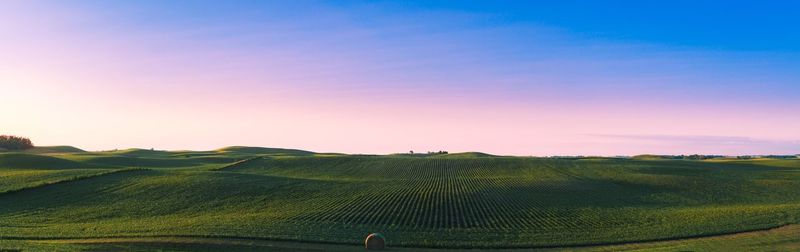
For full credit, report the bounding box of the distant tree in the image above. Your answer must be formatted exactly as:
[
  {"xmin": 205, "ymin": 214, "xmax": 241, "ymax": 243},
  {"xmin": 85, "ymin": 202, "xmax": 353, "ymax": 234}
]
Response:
[{"xmin": 0, "ymin": 135, "xmax": 34, "ymax": 150}]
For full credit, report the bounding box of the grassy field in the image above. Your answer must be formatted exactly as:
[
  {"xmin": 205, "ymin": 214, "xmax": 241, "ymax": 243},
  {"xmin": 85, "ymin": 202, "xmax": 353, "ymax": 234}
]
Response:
[
  {"xmin": 1, "ymin": 146, "xmax": 799, "ymax": 250},
  {"xmin": 2, "ymin": 224, "xmax": 798, "ymax": 251}
]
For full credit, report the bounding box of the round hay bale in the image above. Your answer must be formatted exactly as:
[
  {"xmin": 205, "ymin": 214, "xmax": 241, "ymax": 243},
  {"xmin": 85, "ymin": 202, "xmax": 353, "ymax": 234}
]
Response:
[{"xmin": 365, "ymin": 233, "xmax": 385, "ymax": 250}]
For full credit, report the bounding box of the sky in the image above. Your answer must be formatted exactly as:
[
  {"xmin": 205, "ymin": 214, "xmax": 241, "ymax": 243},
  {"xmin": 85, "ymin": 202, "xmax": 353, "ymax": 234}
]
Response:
[{"xmin": 1, "ymin": 0, "xmax": 799, "ymax": 156}]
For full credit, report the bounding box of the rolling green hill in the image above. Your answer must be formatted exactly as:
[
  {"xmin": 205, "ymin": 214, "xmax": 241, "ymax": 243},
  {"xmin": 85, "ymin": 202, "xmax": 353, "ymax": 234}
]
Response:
[
  {"xmin": 22, "ymin": 145, "xmax": 86, "ymax": 154},
  {"xmin": 1, "ymin": 147, "xmax": 799, "ymax": 250},
  {"xmin": 217, "ymin": 146, "xmax": 316, "ymax": 156}
]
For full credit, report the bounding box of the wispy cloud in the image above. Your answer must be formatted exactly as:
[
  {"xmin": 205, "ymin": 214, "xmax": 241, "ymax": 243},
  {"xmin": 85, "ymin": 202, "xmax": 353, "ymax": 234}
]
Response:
[
  {"xmin": 588, "ymin": 134, "xmax": 799, "ymax": 155},
  {"xmin": 591, "ymin": 134, "xmax": 763, "ymax": 143}
]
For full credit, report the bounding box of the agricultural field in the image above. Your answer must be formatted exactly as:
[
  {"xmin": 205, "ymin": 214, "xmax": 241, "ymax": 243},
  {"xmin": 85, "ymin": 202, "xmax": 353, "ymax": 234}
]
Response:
[{"xmin": 1, "ymin": 146, "xmax": 800, "ymax": 251}]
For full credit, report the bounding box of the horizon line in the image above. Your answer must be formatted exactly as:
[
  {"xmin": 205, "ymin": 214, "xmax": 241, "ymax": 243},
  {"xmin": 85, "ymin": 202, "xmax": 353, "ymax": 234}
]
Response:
[{"xmin": 16, "ymin": 145, "xmax": 800, "ymax": 158}]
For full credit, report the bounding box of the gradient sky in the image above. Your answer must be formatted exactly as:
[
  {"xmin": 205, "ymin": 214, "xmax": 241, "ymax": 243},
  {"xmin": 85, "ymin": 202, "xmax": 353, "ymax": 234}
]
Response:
[{"xmin": 2, "ymin": 1, "xmax": 799, "ymax": 155}]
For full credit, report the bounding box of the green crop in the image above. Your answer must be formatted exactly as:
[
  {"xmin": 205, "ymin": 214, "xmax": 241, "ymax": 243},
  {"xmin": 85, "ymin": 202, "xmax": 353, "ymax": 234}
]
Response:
[{"xmin": 1, "ymin": 147, "xmax": 799, "ymax": 250}]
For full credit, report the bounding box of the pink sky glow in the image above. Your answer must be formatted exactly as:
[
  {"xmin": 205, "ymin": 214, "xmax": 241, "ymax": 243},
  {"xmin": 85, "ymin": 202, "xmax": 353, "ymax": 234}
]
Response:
[{"xmin": 2, "ymin": 2, "xmax": 798, "ymax": 155}]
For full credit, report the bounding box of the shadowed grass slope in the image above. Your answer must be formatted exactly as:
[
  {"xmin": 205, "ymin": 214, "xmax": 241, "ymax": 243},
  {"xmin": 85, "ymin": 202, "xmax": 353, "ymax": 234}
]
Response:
[{"xmin": 0, "ymin": 153, "xmax": 87, "ymax": 169}]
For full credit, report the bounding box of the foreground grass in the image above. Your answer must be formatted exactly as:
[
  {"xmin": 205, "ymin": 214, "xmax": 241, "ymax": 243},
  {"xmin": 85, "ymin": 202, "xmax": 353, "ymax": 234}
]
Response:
[
  {"xmin": 1, "ymin": 147, "xmax": 799, "ymax": 249},
  {"xmin": 2, "ymin": 225, "xmax": 798, "ymax": 251}
]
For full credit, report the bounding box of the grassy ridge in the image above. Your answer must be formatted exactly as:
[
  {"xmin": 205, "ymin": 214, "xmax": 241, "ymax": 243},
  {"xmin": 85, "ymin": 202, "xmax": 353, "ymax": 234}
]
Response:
[{"xmin": 1, "ymin": 148, "xmax": 799, "ymax": 249}]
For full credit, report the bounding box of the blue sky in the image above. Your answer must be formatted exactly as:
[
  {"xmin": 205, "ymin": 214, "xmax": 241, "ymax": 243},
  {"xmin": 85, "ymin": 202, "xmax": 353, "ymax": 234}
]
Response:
[
  {"xmin": 2, "ymin": 1, "xmax": 798, "ymax": 154},
  {"xmin": 71, "ymin": 0, "xmax": 800, "ymax": 51},
  {"xmin": 384, "ymin": 1, "xmax": 800, "ymax": 51}
]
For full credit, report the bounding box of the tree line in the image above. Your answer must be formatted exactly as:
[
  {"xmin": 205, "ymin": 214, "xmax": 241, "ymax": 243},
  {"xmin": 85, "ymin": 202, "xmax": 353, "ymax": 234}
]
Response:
[{"xmin": 0, "ymin": 135, "xmax": 34, "ymax": 150}]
